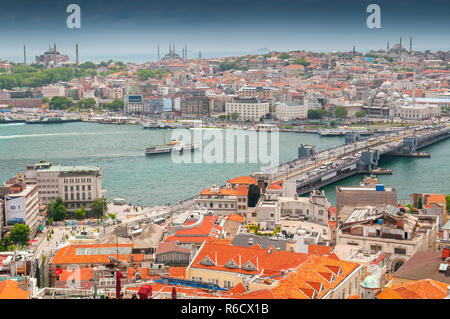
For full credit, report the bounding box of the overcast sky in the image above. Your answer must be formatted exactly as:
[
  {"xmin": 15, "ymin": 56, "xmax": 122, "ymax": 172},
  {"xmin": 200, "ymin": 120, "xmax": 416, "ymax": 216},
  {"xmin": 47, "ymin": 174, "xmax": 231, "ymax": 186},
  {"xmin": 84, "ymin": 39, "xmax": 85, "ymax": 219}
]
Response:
[{"xmin": 0, "ymin": 0, "xmax": 448, "ymax": 62}]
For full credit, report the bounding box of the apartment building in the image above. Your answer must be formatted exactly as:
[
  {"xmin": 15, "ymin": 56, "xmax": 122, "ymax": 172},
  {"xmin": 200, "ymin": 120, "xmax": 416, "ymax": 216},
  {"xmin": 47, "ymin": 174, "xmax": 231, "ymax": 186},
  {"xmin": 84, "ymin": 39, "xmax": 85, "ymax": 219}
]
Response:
[
  {"xmin": 5, "ymin": 182, "xmax": 40, "ymax": 235},
  {"xmin": 195, "ymin": 183, "xmax": 249, "ymax": 217},
  {"xmin": 336, "ymin": 184, "xmax": 397, "ymax": 216},
  {"xmin": 41, "ymin": 85, "xmax": 66, "ymax": 98},
  {"xmin": 25, "ymin": 162, "xmax": 103, "ymax": 212},
  {"xmin": 225, "ymin": 98, "xmax": 269, "ymax": 122},
  {"xmin": 275, "ymin": 102, "xmax": 307, "ymax": 121},
  {"xmin": 337, "ymin": 205, "xmax": 439, "ymax": 273}
]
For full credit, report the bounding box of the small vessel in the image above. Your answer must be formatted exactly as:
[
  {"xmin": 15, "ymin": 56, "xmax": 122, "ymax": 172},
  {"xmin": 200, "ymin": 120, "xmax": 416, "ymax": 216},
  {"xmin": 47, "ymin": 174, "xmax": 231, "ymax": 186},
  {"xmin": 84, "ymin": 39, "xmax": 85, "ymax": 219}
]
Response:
[
  {"xmin": 25, "ymin": 117, "xmax": 81, "ymax": 124},
  {"xmin": 143, "ymin": 122, "xmax": 159, "ymax": 129},
  {"xmin": 145, "ymin": 135, "xmax": 200, "ymax": 155}
]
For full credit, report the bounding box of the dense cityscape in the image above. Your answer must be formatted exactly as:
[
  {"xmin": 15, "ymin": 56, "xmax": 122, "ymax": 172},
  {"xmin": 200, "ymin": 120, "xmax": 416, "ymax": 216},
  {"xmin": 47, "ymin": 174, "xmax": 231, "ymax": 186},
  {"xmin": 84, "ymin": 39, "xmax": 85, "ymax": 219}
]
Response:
[{"xmin": 1, "ymin": 16, "xmax": 450, "ymax": 302}]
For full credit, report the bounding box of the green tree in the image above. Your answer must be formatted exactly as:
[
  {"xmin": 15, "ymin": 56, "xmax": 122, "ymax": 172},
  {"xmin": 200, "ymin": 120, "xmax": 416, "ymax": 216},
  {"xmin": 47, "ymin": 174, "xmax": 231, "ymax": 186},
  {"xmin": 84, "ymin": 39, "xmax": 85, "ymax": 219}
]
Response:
[
  {"xmin": 279, "ymin": 54, "xmax": 291, "ymax": 59},
  {"xmin": 49, "ymin": 96, "xmax": 73, "ymax": 110},
  {"xmin": 74, "ymin": 206, "xmax": 87, "ymax": 220},
  {"xmin": 41, "ymin": 97, "xmax": 49, "ymax": 104},
  {"xmin": 91, "ymin": 197, "xmax": 108, "ymax": 219},
  {"xmin": 104, "ymin": 99, "xmax": 124, "ymax": 111},
  {"xmin": 335, "ymin": 107, "xmax": 348, "ymax": 118},
  {"xmin": 9, "ymin": 224, "xmax": 30, "ymax": 247},
  {"xmin": 294, "ymin": 58, "xmax": 310, "ymax": 67},
  {"xmin": 230, "ymin": 112, "xmax": 240, "ymax": 121},
  {"xmin": 109, "ymin": 213, "xmax": 116, "ymax": 220},
  {"xmin": 330, "ymin": 120, "xmax": 337, "ymax": 128},
  {"xmin": 47, "ymin": 197, "xmax": 67, "ymax": 221},
  {"xmin": 356, "ymin": 110, "xmax": 366, "ymax": 118},
  {"xmin": 77, "ymin": 98, "xmax": 97, "ymax": 110}
]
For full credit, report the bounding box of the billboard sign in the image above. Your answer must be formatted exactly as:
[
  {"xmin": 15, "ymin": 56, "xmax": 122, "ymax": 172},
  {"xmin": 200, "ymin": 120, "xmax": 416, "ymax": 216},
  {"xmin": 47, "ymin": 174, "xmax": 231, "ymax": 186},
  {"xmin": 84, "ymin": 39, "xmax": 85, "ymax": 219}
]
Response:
[{"xmin": 6, "ymin": 196, "xmax": 25, "ymax": 225}]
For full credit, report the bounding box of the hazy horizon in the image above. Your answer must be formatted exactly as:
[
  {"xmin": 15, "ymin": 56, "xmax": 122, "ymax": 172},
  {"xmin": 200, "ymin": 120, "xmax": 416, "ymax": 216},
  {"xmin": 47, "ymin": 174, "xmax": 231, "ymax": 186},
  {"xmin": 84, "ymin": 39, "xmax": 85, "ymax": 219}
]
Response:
[{"xmin": 0, "ymin": 0, "xmax": 449, "ymax": 63}]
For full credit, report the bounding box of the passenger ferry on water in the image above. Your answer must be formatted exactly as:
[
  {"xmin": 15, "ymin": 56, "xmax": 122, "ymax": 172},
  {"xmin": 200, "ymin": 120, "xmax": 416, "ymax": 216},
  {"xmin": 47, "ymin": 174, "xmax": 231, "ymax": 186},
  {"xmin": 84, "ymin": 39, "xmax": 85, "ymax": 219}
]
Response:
[{"xmin": 145, "ymin": 138, "xmax": 200, "ymax": 155}]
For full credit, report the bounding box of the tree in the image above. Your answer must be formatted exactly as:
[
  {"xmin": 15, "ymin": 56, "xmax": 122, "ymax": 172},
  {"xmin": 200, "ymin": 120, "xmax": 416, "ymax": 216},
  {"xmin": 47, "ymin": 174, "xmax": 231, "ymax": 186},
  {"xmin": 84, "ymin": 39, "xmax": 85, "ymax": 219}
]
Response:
[
  {"xmin": 109, "ymin": 213, "xmax": 116, "ymax": 220},
  {"xmin": 294, "ymin": 58, "xmax": 310, "ymax": 67},
  {"xmin": 330, "ymin": 120, "xmax": 337, "ymax": 128},
  {"xmin": 446, "ymin": 195, "xmax": 450, "ymax": 213},
  {"xmin": 247, "ymin": 184, "xmax": 261, "ymax": 207},
  {"xmin": 103, "ymin": 99, "xmax": 124, "ymax": 111},
  {"xmin": 9, "ymin": 224, "xmax": 30, "ymax": 247},
  {"xmin": 230, "ymin": 112, "xmax": 240, "ymax": 121},
  {"xmin": 335, "ymin": 107, "xmax": 348, "ymax": 118},
  {"xmin": 356, "ymin": 110, "xmax": 366, "ymax": 118},
  {"xmin": 417, "ymin": 196, "xmax": 423, "ymax": 210},
  {"xmin": 308, "ymin": 109, "xmax": 327, "ymax": 119},
  {"xmin": 49, "ymin": 96, "xmax": 73, "ymax": 110},
  {"xmin": 279, "ymin": 54, "xmax": 291, "ymax": 59},
  {"xmin": 41, "ymin": 97, "xmax": 49, "ymax": 104},
  {"xmin": 91, "ymin": 197, "xmax": 108, "ymax": 219},
  {"xmin": 47, "ymin": 197, "xmax": 67, "ymax": 221},
  {"xmin": 74, "ymin": 206, "xmax": 87, "ymax": 220},
  {"xmin": 77, "ymin": 98, "xmax": 97, "ymax": 110}
]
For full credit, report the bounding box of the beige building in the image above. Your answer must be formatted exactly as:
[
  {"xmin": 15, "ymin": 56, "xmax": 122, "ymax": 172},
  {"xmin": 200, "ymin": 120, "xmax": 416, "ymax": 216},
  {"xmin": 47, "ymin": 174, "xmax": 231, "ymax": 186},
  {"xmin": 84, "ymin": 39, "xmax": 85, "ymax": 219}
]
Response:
[
  {"xmin": 5, "ymin": 183, "xmax": 40, "ymax": 235},
  {"xmin": 337, "ymin": 205, "xmax": 439, "ymax": 273},
  {"xmin": 336, "ymin": 185, "xmax": 397, "ymax": 217},
  {"xmin": 225, "ymin": 98, "xmax": 269, "ymax": 122},
  {"xmin": 275, "ymin": 102, "xmax": 307, "ymax": 121},
  {"xmin": 25, "ymin": 162, "xmax": 103, "ymax": 212}
]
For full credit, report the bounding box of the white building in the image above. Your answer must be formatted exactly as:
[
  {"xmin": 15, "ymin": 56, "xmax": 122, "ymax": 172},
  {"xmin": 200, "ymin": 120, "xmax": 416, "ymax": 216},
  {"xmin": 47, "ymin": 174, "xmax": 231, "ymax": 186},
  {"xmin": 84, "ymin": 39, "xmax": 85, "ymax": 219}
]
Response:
[
  {"xmin": 41, "ymin": 85, "xmax": 65, "ymax": 98},
  {"xmin": 394, "ymin": 103, "xmax": 441, "ymax": 120},
  {"xmin": 25, "ymin": 162, "xmax": 103, "ymax": 213},
  {"xmin": 225, "ymin": 98, "xmax": 269, "ymax": 122},
  {"xmin": 275, "ymin": 102, "xmax": 307, "ymax": 121},
  {"xmin": 5, "ymin": 183, "xmax": 40, "ymax": 235}
]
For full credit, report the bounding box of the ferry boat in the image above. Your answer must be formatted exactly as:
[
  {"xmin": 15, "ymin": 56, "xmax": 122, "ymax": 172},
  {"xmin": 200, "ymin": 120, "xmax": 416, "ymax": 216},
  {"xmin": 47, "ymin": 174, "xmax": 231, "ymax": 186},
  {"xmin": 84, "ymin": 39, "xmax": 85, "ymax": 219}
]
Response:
[
  {"xmin": 143, "ymin": 122, "xmax": 159, "ymax": 129},
  {"xmin": 25, "ymin": 117, "xmax": 81, "ymax": 124},
  {"xmin": 145, "ymin": 139, "xmax": 200, "ymax": 155}
]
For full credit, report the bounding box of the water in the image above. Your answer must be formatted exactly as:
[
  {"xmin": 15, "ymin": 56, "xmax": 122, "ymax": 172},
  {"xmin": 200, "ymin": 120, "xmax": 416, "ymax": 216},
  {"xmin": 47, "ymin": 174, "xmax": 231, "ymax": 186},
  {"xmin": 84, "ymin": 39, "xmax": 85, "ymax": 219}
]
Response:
[{"xmin": 1, "ymin": 122, "xmax": 449, "ymax": 206}]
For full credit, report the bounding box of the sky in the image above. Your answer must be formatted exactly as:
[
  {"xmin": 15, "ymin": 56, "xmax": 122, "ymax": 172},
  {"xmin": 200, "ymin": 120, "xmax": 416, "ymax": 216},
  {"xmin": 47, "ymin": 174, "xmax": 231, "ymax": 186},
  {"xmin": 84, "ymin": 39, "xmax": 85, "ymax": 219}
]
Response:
[{"xmin": 0, "ymin": 0, "xmax": 449, "ymax": 63}]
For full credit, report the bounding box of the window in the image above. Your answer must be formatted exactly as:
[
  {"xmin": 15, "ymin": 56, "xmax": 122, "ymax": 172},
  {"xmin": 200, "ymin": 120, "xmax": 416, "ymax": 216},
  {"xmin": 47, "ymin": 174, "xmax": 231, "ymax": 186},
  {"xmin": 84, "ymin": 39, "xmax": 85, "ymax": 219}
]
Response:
[
  {"xmin": 371, "ymin": 245, "xmax": 382, "ymax": 252},
  {"xmin": 394, "ymin": 248, "xmax": 406, "ymax": 255}
]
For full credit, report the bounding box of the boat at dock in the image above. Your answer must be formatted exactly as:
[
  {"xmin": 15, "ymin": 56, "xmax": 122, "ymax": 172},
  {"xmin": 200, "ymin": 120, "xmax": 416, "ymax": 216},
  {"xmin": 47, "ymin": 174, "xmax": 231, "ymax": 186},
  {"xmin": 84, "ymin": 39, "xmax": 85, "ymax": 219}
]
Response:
[{"xmin": 25, "ymin": 117, "xmax": 81, "ymax": 124}]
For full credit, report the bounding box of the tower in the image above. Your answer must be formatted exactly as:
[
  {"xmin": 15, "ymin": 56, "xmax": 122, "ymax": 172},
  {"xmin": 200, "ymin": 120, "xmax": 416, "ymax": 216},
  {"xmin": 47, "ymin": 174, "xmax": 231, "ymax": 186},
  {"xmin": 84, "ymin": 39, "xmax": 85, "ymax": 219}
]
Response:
[
  {"xmin": 23, "ymin": 45, "xmax": 26, "ymax": 65},
  {"xmin": 157, "ymin": 44, "xmax": 160, "ymax": 61},
  {"xmin": 198, "ymin": 51, "xmax": 201, "ymax": 59},
  {"xmin": 409, "ymin": 36, "xmax": 412, "ymax": 54},
  {"xmin": 387, "ymin": 41, "xmax": 390, "ymax": 52},
  {"xmin": 185, "ymin": 44, "xmax": 187, "ymax": 59},
  {"xmin": 76, "ymin": 43, "xmax": 79, "ymax": 65},
  {"xmin": 352, "ymin": 45, "xmax": 355, "ymax": 56},
  {"xmin": 54, "ymin": 42, "xmax": 57, "ymax": 66}
]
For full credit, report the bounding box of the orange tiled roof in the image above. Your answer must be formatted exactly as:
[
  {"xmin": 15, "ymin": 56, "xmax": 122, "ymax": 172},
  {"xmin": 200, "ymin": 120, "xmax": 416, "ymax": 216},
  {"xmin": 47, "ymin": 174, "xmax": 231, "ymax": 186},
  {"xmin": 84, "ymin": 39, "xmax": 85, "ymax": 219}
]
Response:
[
  {"xmin": 0, "ymin": 280, "xmax": 30, "ymax": 299},
  {"xmin": 190, "ymin": 242, "xmax": 309, "ymax": 276},
  {"xmin": 169, "ymin": 267, "xmax": 187, "ymax": 278},
  {"xmin": 376, "ymin": 279, "xmax": 449, "ymax": 299},
  {"xmin": 227, "ymin": 176, "xmax": 257, "ymax": 185},
  {"xmin": 227, "ymin": 214, "xmax": 245, "ymax": 223},
  {"xmin": 270, "ymin": 255, "xmax": 360, "ymax": 299}
]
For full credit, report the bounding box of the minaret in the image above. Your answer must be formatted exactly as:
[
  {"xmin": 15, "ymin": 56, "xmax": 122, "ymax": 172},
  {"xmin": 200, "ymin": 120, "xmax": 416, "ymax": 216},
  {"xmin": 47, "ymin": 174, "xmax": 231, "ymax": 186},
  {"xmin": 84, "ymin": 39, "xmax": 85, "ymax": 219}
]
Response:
[
  {"xmin": 387, "ymin": 41, "xmax": 390, "ymax": 52},
  {"xmin": 54, "ymin": 43, "xmax": 57, "ymax": 66},
  {"xmin": 198, "ymin": 51, "xmax": 202, "ymax": 59},
  {"xmin": 185, "ymin": 44, "xmax": 187, "ymax": 59},
  {"xmin": 23, "ymin": 45, "xmax": 26, "ymax": 65},
  {"xmin": 352, "ymin": 46, "xmax": 355, "ymax": 56},
  {"xmin": 157, "ymin": 44, "xmax": 160, "ymax": 61},
  {"xmin": 409, "ymin": 37, "xmax": 412, "ymax": 54},
  {"xmin": 76, "ymin": 43, "xmax": 79, "ymax": 65},
  {"xmin": 412, "ymin": 66, "xmax": 416, "ymax": 105}
]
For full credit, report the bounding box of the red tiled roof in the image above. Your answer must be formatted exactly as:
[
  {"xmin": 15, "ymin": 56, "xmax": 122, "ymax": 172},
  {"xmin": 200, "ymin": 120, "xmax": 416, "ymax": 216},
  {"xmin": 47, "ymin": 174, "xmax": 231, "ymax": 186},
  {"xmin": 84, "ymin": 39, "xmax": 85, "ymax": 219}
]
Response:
[
  {"xmin": 376, "ymin": 279, "xmax": 449, "ymax": 299},
  {"xmin": 0, "ymin": 280, "xmax": 30, "ymax": 299},
  {"xmin": 227, "ymin": 176, "xmax": 257, "ymax": 185},
  {"xmin": 190, "ymin": 242, "xmax": 309, "ymax": 276}
]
